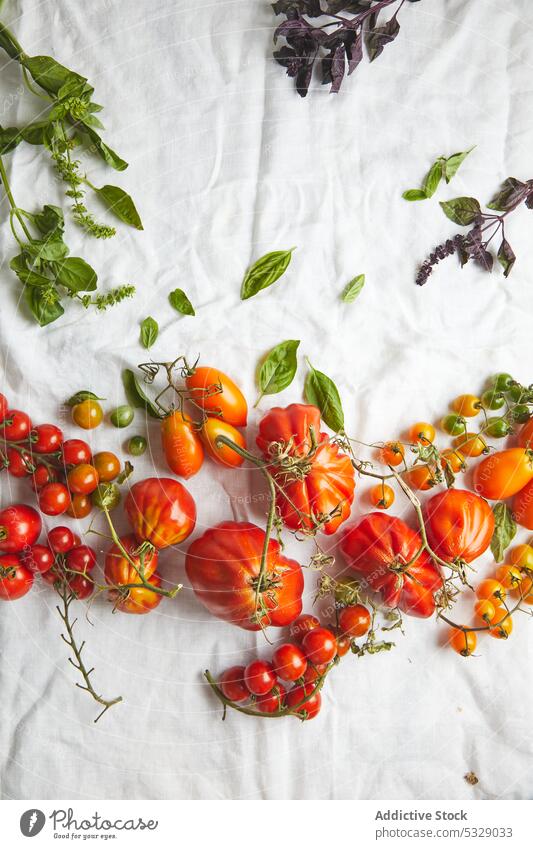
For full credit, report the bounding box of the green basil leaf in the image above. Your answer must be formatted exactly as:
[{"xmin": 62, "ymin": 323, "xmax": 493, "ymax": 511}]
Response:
[
  {"xmin": 491, "ymin": 502, "xmax": 517, "ymax": 562},
  {"xmin": 10, "ymin": 254, "xmax": 50, "ymax": 287},
  {"xmin": 122, "ymin": 369, "xmax": 161, "ymax": 419},
  {"xmin": 57, "ymin": 77, "xmax": 94, "ymax": 101},
  {"xmin": 341, "ymin": 274, "xmax": 365, "ymax": 303},
  {"xmin": 23, "ymin": 56, "xmax": 85, "ymax": 96},
  {"xmin": 66, "ymin": 390, "xmax": 105, "ymax": 407},
  {"xmin": 116, "ymin": 460, "xmax": 134, "ymax": 485},
  {"xmin": 402, "ymin": 188, "xmax": 427, "ymax": 202},
  {"xmin": 80, "ymin": 125, "xmax": 128, "ymax": 171},
  {"xmin": 25, "ymin": 287, "xmax": 64, "ymax": 326},
  {"xmin": 444, "ymin": 147, "xmax": 475, "ymax": 183},
  {"xmin": 0, "ymin": 24, "xmax": 24, "ymax": 60},
  {"xmin": 26, "ymin": 237, "xmax": 68, "ymax": 263},
  {"xmin": 0, "ymin": 126, "xmax": 22, "ymax": 154},
  {"xmin": 92, "ymin": 184, "xmax": 143, "ymax": 230},
  {"xmin": 52, "ymin": 257, "xmax": 97, "ymax": 292},
  {"xmin": 422, "ymin": 159, "xmax": 444, "ymax": 198},
  {"xmin": 20, "ymin": 122, "xmax": 49, "ymax": 146},
  {"xmin": 241, "ymin": 247, "xmax": 295, "ymax": 300},
  {"xmin": 304, "ymin": 360, "xmax": 344, "ymax": 433},
  {"xmin": 258, "ymin": 340, "xmax": 299, "ymax": 400},
  {"xmin": 169, "ymin": 288, "xmax": 195, "ymax": 316},
  {"xmin": 140, "ymin": 316, "xmax": 158, "ymax": 349},
  {"xmin": 439, "ymin": 197, "xmax": 481, "ymax": 226},
  {"xmin": 33, "ymin": 204, "xmax": 64, "ymax": 238}
]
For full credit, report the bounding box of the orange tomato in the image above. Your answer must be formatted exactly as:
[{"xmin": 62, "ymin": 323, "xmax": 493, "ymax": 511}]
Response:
[
  {"xmin": 93, "ymin": 451, "xmax": 121, "ymax": 482},
  {"xmin": 72, "ymin": 399, "xmax": 103, "ymax": 429},
  {"xmin": 110, "ymin": 573, "xmax": 163, "ymax": 614},
  {"xmin": 440, "ymin": 449, "xmax": 466, "ymax": 473},
  {"xmin": 161, "ymin": 411, "xmax": 204, "ymax": 479},
  {"xmin": 449, "ymin": 628, "xmax": 476, "ymax": 656},
  {"xmin": 408, "ymin": 422, "xmax": 436, "ymax": 445},
  {"xmin": 369, "ymin": 484, "xmax": 395, "ymax": 509},
  {"xmin": 508, "ymin": 544, "xmax": 533, "ymax": 570},
  {"xmin": 476, "ymin": 578, "xmax": 506, "ymax": 604},
  {"xmin": 200, "ymin": 418, "xmax": 246, "ymax": 467},
  {"xmin": 451, "ymin": 394, "xmax": 481, "ymax": 417},
  {"xmin": 494, "ymin": 564, "xmax": 523, "ymax": 590},
  {"xmin": 186, "ymin": 367, "xmax": 247, "ymax": 427},
  {"xmin": 474, "ymin": 599, "xmax": 497, "ymax": 623},
  {"xmin": 518, "ymin": 417, "xmax": 533, "ymax": 449},
  {"xmin": 379, "ymin": 441, "xmax": 405, "ymax": 466},
  {"xmin": 66, "ymin": 493, "xmax": 92, "ymax": 519},
  {"xmin": 473, "ymin": 448, "xmax": 533, "ymax": 500},
  {"xmin": 517, "ymin": 575, "xmax": 533, "ymax": 604},
  {"xmin": 453, "ymin": 432, "xmax": 487, "ymax": 457},
  {"xmin": 513, "ymin": 478, "xmax": 533, "ymax": 530},
  {"xmin": 402, "ymin": 465, "xmax": 436, "ymax": 491},
  {"xmin": 489, "ymin": 611, "xmax": 513, "ymax": 639}
]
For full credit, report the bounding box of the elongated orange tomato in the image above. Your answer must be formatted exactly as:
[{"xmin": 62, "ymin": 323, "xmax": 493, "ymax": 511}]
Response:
[
  {"xmin": 186, "ymin": 366, "xmax": 247, "ymax": 427},
  {"xmin": 161, "ymin": 411, "xmax": 204, "ymax": 479},
  {"xmin": 518, "ymin": 418, "xmax": 533, "ymax": 449},
  {"xmin": 473, "ymin": 448, "xmax": 533, "ymax": 500},
  {"xmin": 513, "ymin": 477, "xmax": 533, "ymax": 530},
  {"xmin": 200, "ymin": 418, "xmax": 246, "ymax": 467}
]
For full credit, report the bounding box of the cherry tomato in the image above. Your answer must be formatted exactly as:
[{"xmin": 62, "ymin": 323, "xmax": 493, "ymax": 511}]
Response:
[
  {"xmin": 93, "ymin": 451, "xmax": 121, "ymax": 482},
  {"xmin": 244, "ymin": 660, "xmax": 277, "ymax": 696},
  {"xmin": 402, "ymin": 465, "xmax": 436, "ymax": 491},
  {"xmin": 200, "ymin": 418, "xmax": 246, "ymax": 467},
  {"xmin": 128, "ymin": 435, "xmax": 147, "ymax": 456},
  {"xmin": 0, "ymin": 504, "xmax": 42, "ymax": 553},
  {"xmin": 440, "ymin": 449, "xmax": 466, "ymax": 474},
  {"xmin": 289, "ymin": 613, "xmax": 320, "ymax": 642},
  {"xmin": 335, "ymin": 632, "xmax": 351, "ymax": 657},
  {"xmin": 481, "ymin": 388, "xmax": 505, "ymax": 411},
  {"xmin": 302, "ymin": 627, "xmax": 337, "ymax": 664},
  {"xmin": 286, "ymin": 684, "xmax": 321, "ymax": 720},
  {"xmin": 517, "ymin": 418, "xmax": 533, "ymax": 449},
  {"xmin": 489, "ymin": 611, "xmax": 513, "ymax": 639},
  {"xmin": 509, "ymin": 544, "xmax": 533, "ymax": 570},
  {"xmin": 451, "ymin": 394, "xmax": 481, "ymax": 418},
  {"xmin": 6, "ymin": 447, "xmax": 33, "ymax": 477},
  {"xmin": 474, "ymin": 599, "xmax": 497, "ymax": 624},
  {"xmin": 369, "ymin": 483, "xmax": 395, "ymax": 509},
  {"xmin": 515, "ymin": 575, "xmax": 533, "ymax": 604},
  {"xmin": 378, "ymin": 441, "xmax": 405, "ymax": 466},
  {"xmin": 454, "ymin": 433, "xmax": 488, "ymax": 457},
  {"xmin": 72, "ymin": 399, "xmax": 103, "ymax": 430},
  {"xmin": 494, "ymin": 564, "xmax": 522, "ymax": 590},
  {"xmin": 303, "ymin": 663, "xmax": 327, "ymax": 683},
  {"xmin": 38, "ymin": 482, "xmax": 71, "ymax": 516},
  {"xmin": 161, "ymin": 411, "xmax": 204, "ymax": 478},
  {"xmin": 1, "ymin": 409, "xmax": 32, "ymax": 441},
  {"xmin": 47, "ymin": 526, "xmax": 76, "ymax": 553},
  {"xmin": 185, "ymin": 366, "xmax": 247, "ymax": 427},
  {"xmin": 473, "ymin": 448, "xmax": 533, "ymax": 500},
  {"xmin": 66, "ymin": 545, "xmax": 97, "ymax": 574},
  {"xmin": 507, "ymin": 383, "xmax": 527, "ymax": 403},
  {"xmin": 68, "ymin": 572, "xmax": 94, "ymax": 600},
  {"xmin": 490, "ymin": 372, "xmax": 514, "ymax": 393},
  {"xmin": 32, "ymin": 423, "xmax": 63, "ymax": 453},
  {"xmin": 21, "ymin": 544, "xmax": 54, "ymax": 574},
  {"xmin": 67, "ymin": 463, "xmax": 99, "ymax": 495},
  {"xmin": 449, "ymin": 628, "xmax": 476, "ymax": 656},
  {"xmin": 62, "ymin": 439, "xmax": 92, "ymax": 466},
  {"xmin": 476, "ymin": 579, "xmax": 506, "ymax": 604},
  {"xmin": 219, "ymin": 666, "xmax": 249, "ymax": 703},
  {"xmin": 485, "ymin": 417, "xmax": 511, "ymax": 439},
  {"xmin": 339, "ymin": 604, "xmax": 371, "ymax": 638},
  {"xmin": 109, "ymin": 572, "xmax": 163, "ymax": 614},
  {"xmin": 441, "ymin": 414, "xmax": 466, "ymax": 436},
  {"xmin": 0, "ymin": 393, "xmax": 8, "ymax": 423},
  {"xmin": 66, "ymin": 493, "xmax": 93, "ymax": 519},
  {"xmin": 408, "ymin": 422, "xmax": 436, "ymax": 444},
  {"xmin": 512, "ymin": 404, "xmax": 530, "ymax": 424},
  {"xmin": 31, "ymin": 464, "xmax": 56, "ymax": 491},
  {"xmin": 272, "ymin": 643, "xmax": 307, "ymax": 682},
  {"xmin": 110, "ymin": 405, "xmax": 134, "ymax": 429},
  {"xmin": 0, "ymin": 555, "xmax": 33, "ymax": 600},
  {"xmin": 256, "ymin": 684, "xmax": 286, "ymax": 714}
]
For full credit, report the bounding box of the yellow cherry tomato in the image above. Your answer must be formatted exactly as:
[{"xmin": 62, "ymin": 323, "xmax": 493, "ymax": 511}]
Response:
[
  {"xmin": 369, "ymin": 484, "xmax": 395, "ymax": 509},
  {"xmin": 453, "ymin": 432, "xmax": 487, "ymax": 458},
  {"xmin": 476, "ymin": 578, "xmax": 506, "ymax": 604},
  {"xmin": 494, "ymin": 564, "xmax": 523, "ymax": 590},
  {"xmin": 474, "ymin": 599, "xmax": 497, "ymax": 624},
  {"xmin": 451, "ymin": 394, "xmax": 481, "ymax": 417},
  {"xmin": 508, "ymin": 544, "xmax": 533, "ymax": 570},
  {"xmin": 489, "ymin": 612, "xmax": 513, "ymax": 639},
  {"xmin": 408, "ymin": 422, "xmax": 436, "ymax": 445},
  {"xmin": 449, "ymin": 628, "xmax": 477, "ymax": 656},
  {"xmin": 378, "ymin": 441, "xmax": 405, "ymax": 466},
  {"xmin": 72, "ymin": 399, "xmax": 103, "ymax": 430},
  {"xmin": 440, "ymin": 449, "xmax": 466, "ymax": 474}
]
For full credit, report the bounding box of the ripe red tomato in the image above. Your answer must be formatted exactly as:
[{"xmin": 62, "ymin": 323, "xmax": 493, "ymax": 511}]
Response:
[
  {"xmin": 513, "ymin": 478, "xmax": 533, "ymax": 530},
  {"xmin": 185, "ymin": 366, "xmax": 248, "ymax": 427},
  {"xmin": 66, "ymin": 545, "xmax": 97, "ymax": 574},
  {"xmin": 302, "ymin": 627, "xmax": 337, "ymax": 664},
  {"xmin": 1, "ymin": 409, "xmax": 32, "ymax": 441},
  {"xmin": 61, "ymin": 439, "xmax": 92, "ymax": 467},
  {"xmin": 302, "ymin": 663, "xmax": 327, "ymax": 683},
  {"xmin": 38, "ymin": 482, "xmax": 71, "ymax": 516},
  {"xmin": 93, "ymin": 451, "xmax": 121, "ymax": 482},
  {"xmin": 272, "ymin": 643, "xmax": 307, "ymax": 681},
  {"xmin": 0, "ymin": 504, "xmax": 42, "ymax": 553},
  {"xmin": 286, "ymin": 684, "xmax": 321, "ymax": 720},
  {"xmin": 256, "ymin": 404, "xmax": 355, "ymax": 535},
  {"xmin": 335, "ymin": 632, "xmax": 351, "ymax": 657},
  {"xmin": 289, "ymin": 613, "xmax": 320, "ymax": 642},
  {"xmin": 125, "ymin": 478, "xmax": 196, "ymax": 549},
  {"xmin": 161, "ymin": 411, "xmax": 204, "ymax": 478},
  {"xmin": 424, "ymin": 489, "xmax": 495, "ymax": 563},
  {"xmin": 21, "ymin": 544, "xmax": 54, "ymax": 573},
  {"xmin": 66, "ymin": 493, "xmax": 92, "ymax": 519},
  {"xmin": 0, "ymin": 393, "xmax": 8, "ymax": 423},
  {"xmin": 32, "ymin": 423, "xmax": 63, "ymax": 453},
  {"xmin": 186, "ymin": 521, "xmax": 304, "ymax": 631},
  {"xmin": 244, "ymin": 660, "xmax": 277, "ymax": 695},
  {"xmin": 68, "ymin": 572, "xmax": 94, "ymax": 600},
  {"xmin": 518, "ymin": 418, "xmax": 533, "ymax": 449},
  {"xmin": 0, "ymin": 555, "xmax": 34, "ymax": 600},
  {"xmin": 48, "ymin": 526, "xmax": 76, "ymax": 553},
  {"xmin": 109, "ymin": 572, "xmax": 163, "ymax": 614},
  {"xmin": 473, "ymin": 448, "xmax": 533, "ymax": 500},
  {"xmin": 31, "ymin": 464, "xmax": 56, "ymax": 491},
  {"xmin": 339, "ymin": 604, "xmax": 371, "ymax": 637},
  {"xmin": 341, "ymin": 513, "xmax": 443, "ymax": 618},
  {"xmin": 219, "ymin": 666, "xmax": 249, "ymax": 703},
  {"xmin": 256, "ymin": 683, "xmax": 286, "ymax": 713},
  {"xmin": 104, "ymin": 533, "xmax": 158, "ymax": 585},
  {"xmin": 67, "ymin": 463, "xmax": 99, "ymax": 494},
  {"xmin": 200, "ymin": 418, "xmax": 246, "ymax": 468},
  {"xmin": 6, "ymin": 447, "xmax": 33, "ymax": 477}
]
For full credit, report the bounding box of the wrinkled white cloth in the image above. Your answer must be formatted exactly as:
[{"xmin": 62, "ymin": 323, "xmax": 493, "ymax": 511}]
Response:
[{"xmin": 0, "ymin": 0, "xmax": 532, "ymax": 801}]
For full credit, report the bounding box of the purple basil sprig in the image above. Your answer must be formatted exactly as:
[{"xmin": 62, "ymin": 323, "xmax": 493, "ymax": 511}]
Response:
[
  {"xmin": 416, "ymin": 178, "xmax": 533, "ymax": 285},
  {"xmin": 271, "ymin": 0, "xmax": 420, "ymax": 97}
]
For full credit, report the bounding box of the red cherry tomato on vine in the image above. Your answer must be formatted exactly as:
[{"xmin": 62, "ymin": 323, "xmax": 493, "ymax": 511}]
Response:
[
  {"xmin": 286, "ymin": 684, "xmax": 322, "ymax": 720},
  {"xmin": 48, "ymin": 526, "xmax": 76, "ymax": 553},
  {"xmin": 339, "ymin": 604, "xmax": 371, "ymax": 638},
  {"xmin": 68, "ymin": 572, "xmax": 94, "ymax": 600},
  {"xmin": 256, "ymin": 684, "xmax": 286, "ymax": 714},
  {"xmin": 93, "ymin": 451, "xmax": 121, "ymax": 483},
  {"xmin": 244, "ymin": 660, "xmax": 277, "ymax": 696},
  {"xmin": 219, "ymin": 666, "xmax": 250, "ymax": 703},
  {"xmin": 302, "ymin": 663, "xmax": 327, "ymax": 683},
  {"xmin": 62, "ymin": 439, "xmax": 92, "ymax": 467},
  {"xmin": 21, "ymin": 544, "xmax": 55, "ymax": 574},
  {"xmin": 38, "ymin": 482, "xmax": 71, "ymax": 516},
  {"xmin": 0, "ymin": 504, "xmax": 42, "ymax": 553},
  {"xmin": 67, "ymin": 463, "xmax": 99, "ymax": 495},
  {"xmin": 289, "ymin": 613, "xmax": 320, "ymax": 642},
  {"xmin": 31, "ymin": 464, "xmax": 56, "ymax": 491},
  {"xmin": 66, "ymin": 545, "xmax": 97, "ymax": 574},
  {"xmin": 272, "ymin": 643, "xmax": 307, "ymax": 682},
  {"xmin": 161, "ymin": 411, "xmax": 204, "ymax": 479},
  {"xmin": 335, "ymin": 632, "xmax": 351, "ymax": 657},
  {"xmin": 32, "ymin": 423, "xmax": 63, "ymax": 454},
  {"xmin": 1, "ymin": 409, "xmax": 32, "ymax": 441},
  {"xmin": 185, "ymin": 366, "xmax": 248, "ymax": 427},
  {"xmin": 0, "ymin": 393, "xmax": 8, "ymax": 423},
  {"xmin": 6, "ymin": 447, "xmax": 33, "ymax": 477},
  {"xmin": 66, "ymin": 493, "xmax": 93, "ymax": 519},
  {"xmin": 200, "ymin": 418, "xmax": 246, "ymax": 468},
  {"xmin": 0, "ymin": 555, "xmax": 34, "ymax": 600},
  {"xmin": 302, "ymin": 627, "xmax": 337, "ymax": 665}
]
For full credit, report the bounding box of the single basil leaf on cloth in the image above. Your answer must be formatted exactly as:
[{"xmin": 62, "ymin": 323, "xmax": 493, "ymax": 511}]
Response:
[
  {"xmin": 487, "ymin": 177, "xmax": 526, "ymax": 212},
  {"xmin": 341, "ymin": 274, "xmax": 365, "ymax": 303},
  {"xmin": 366, "ymin": 15, "xmax": 400, "ymax": 63},
  {"xmin": 140, "ymin": 316, "xmax": 158, "ymax": 349},
  {"xmin": 0, "ymin": 126, "xmax": 22, "ymax": 155},
  {"xmin": 444, "ymin": 147, "xmax": 475, "ymax": 183},
  {"xmin": 25, "ymin": 286, "xmax": 64, "ymax": 326},
  {"xmin": 169, "ymin": 288, "xmax": 195, "ymax": 316},
  {"xmin": 304, "ymin": 359, "xmax": 345, "ymax": 433},
  {"xmin": 497, "ymin": 238, "xmax": 516, "ymax": 278},
  {"xmin": 66, "ymin": 390, "xmax": 105, "ymax": 407},
  {"xmin": 439, "ymin": 197, "xmax": 481, "ymax": 226},
  {"xmin": 52, "ymin": 257, "xmax": 97, "ymax": 292},
  {"xmin": 241, "ymin": 247, "xmax": 295, "ymax": 300},
  {"xmin": 491, "ymin": 502, "xmax": 517, "ymax": 562},
  {"xmin": 92, "ymin": 184, "xmax": 143, "ymax": 230},
  {"xmin": 423, "ymin": 160, "xmax": 444, "ymax": 198},
  {"xmin": 79, "ymin": 124, "xmax": 128, "ymax": 171},
  {"xmin": 23, "ymin": 55, "xmax": 85, "ymax": 96},
  {"xmin": 122, "ymin": 369, "xmax": 161, "ymax": 419},
  {"xmin": 402, "ymin": 188, "xmax": 427, "ymax": 202},
  {"xmin": 257, "ymin": 340, "xmax": 300, "ymax": 403}
]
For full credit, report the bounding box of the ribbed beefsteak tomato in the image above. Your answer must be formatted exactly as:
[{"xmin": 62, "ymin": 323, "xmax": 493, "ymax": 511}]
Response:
[
  {"xmin": 125, "ymin": 477, "xmax": 196, "ymax": 549},
  {"xmin": 256, "ymin": 404, "xmax": 355, "ymax": 535},
  {"xmin": 340, "ymin": 513, "xmax": 442, "ymax": 618},
  {"xmin": 424, "ymin": 489, "xmax": 494, "ymax": 563},
  {"xmin": 185, "ymin": 521, "xmax": 304, "ymax": 630}
]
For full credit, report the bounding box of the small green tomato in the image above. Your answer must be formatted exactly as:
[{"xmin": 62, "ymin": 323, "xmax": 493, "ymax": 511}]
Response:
[
  {"xmin": 441, "ymin": 413, "xmax": 466, "ymax": 436},
  {"xmin": 128, "ymin": 435, "xmax": 147, "ymax": 456},
  {"xmin": 490, "ymin": 372, "xmax": 514, "ymax": 393},
  {"xmin": 512, "ymin": 404, "xmax": 531, "ymax": 424},
  {"xmin": 110, "ymin": 405, "xmax": 134, "ymax": 428},
  {"xmin": 485, "ymin": 417, "xmax": 511, "ymax": 439},
  {"xmin": 481, "ymin": 388, "xmax": 505, "ymax": 411},
  {"xmin": 506, "ymin": 384, "xmax": 526, "ymax": 403}
]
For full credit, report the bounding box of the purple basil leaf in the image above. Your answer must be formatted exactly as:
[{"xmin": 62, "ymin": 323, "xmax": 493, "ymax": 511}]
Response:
[
  {"xmin": 296, "ymin": 61, "xmax": 313, "ymax": 97},
  {"xmin": 487, "ymin": 177, "xmax": 526, "ymax": 211},
  {"xmin": 525, "ymin": 192, "xmax": 533, "ymax": 210},
  {"xmin": 475, "ymin": 248, "xmax": 493, "ymax": 272},
  {"xmin": 273, "ymin": 46, "xmax": 301, "ymax": 77},
  {"xmin": 366, "ymin": 15, "xmax": 400, "ymax": 63},
  {"xmin": 272, "ymin": 1, "xmax": 321, "ymax": 15},
  {"xmin": 497, "ymin": 238, "xmax": 516, "ymax": 278},
  {"xmin": 330, "ymin": 44, "xmax": 346, "ymax": 93},
  {"xmin": 274, "ymin": 18, "xmax": 310, "ymax": 44},
  {"xmin": 347, "ymin": 31, "xmax": 363, "ymax": 74}
]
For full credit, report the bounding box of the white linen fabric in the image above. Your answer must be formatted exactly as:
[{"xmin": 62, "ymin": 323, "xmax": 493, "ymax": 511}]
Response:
[{"xmin": 1, "ymin": 0, "xmax": 532, "ymax": 801}]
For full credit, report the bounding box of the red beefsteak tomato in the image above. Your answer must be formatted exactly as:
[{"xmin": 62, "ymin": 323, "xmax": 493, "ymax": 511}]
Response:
[
  {"xmin": 125, "ymin": 478, "xmax": 196, "ymax": 549},
  {"xmin": 424, "ymin": 489, "xmax": 494, "ymax": 563},
  {"xmin": 256, "ymin": 404, "xmax": 355, "ymax": 535},
  {"xmin": 340, "ymin": 512, "xmax": 442, "ymax": 618},
  {"xmin": 185, "ymin": 521, "xmax": 304, "ymax": 630}
]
